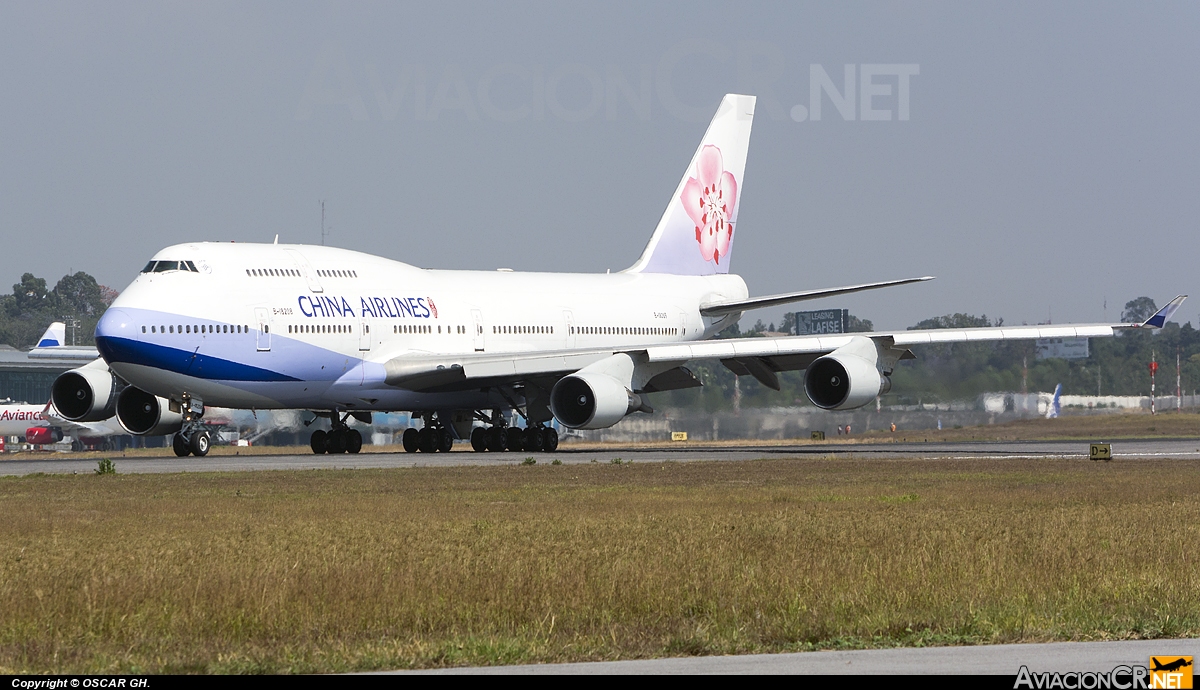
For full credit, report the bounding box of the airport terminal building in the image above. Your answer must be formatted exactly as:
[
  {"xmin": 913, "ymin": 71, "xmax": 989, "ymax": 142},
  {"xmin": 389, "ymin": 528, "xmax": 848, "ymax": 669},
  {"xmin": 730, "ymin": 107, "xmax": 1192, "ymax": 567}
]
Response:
[{"xmin": 0, "ymin": 344, "xmax": 79, "ymax": 404}]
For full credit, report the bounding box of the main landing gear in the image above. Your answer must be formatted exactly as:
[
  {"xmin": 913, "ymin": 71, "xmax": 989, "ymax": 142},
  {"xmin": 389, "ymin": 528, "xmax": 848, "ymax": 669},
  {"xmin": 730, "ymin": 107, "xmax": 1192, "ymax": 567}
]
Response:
[
  {"xmin": 401, "ymin": 414, "xmax": 455, "ymax": 453},
  {"xmin": 469, "ymin": 423, "xmax": 558, "ymax": 453},
  {"xmin": 309, "ymin": 412, "xmax": 364, "ymax": 454}
]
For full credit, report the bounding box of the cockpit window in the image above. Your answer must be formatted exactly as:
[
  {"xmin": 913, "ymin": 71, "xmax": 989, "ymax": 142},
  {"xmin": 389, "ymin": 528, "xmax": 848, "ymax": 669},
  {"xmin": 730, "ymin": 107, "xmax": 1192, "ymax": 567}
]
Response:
[{"xmin": 141, "ymin": 260, "xmax": 202, "ymax": 273}]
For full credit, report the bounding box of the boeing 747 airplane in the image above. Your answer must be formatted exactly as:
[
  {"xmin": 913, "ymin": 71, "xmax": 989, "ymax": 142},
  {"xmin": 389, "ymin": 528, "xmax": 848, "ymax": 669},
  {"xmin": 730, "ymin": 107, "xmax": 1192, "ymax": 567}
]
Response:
[{"xmin": 49, "ymin": 94, "xmax": 1185, "ymax": 457}]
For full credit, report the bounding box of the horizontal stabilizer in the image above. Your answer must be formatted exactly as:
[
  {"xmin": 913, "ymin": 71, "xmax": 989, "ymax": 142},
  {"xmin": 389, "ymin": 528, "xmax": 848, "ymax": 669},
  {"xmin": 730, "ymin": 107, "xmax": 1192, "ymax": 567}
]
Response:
[{"xmin": 699, "ymin": 276, "xmax": 934, "ymax": 317}]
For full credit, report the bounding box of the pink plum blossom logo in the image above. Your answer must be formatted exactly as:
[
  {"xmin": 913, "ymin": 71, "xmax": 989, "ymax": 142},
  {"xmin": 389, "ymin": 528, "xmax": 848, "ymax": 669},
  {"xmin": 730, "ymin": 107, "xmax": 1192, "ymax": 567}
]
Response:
[{"xmin": 681, "ymin": 145, "xmax": 738, "ymax": 264}]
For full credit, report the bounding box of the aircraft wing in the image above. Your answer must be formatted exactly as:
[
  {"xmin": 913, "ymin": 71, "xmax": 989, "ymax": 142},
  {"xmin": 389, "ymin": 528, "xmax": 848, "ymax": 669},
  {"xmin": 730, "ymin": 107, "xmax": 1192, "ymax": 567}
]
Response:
[
  {"xmin": 382, "ymin": 296, "xmax": 1185, "ymax": 393},
  {"xmin": 699, "ymin": 276, "xmax": 934, "ymax": 317}
]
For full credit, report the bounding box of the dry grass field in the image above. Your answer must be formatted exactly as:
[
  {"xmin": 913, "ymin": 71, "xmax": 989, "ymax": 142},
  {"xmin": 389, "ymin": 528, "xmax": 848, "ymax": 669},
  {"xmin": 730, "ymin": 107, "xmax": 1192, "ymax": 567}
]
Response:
[{"xmin": 1, "ymin": 455, "xmax": 1197, "ymax": 673}]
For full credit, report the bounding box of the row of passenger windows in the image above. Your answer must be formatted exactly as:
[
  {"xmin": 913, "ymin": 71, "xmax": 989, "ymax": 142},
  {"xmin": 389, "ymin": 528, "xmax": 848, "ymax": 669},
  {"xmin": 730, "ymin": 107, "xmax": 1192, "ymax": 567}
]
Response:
[
  {"xmin": 494, "ymin": 325, "xmax": 554, "ymax": 335},
  {"xmin": 246, "ymin": 268, "xmax": 358, "ymax": 278},
  {"xmin": 247, "ymin": 268, "xmax": 299, "ymax": 277},
  {"xmin": 289, "ymin": 324, "xmax": 353, "ymax": 334},
  {"xmin": 142, "ymin": 324, "xmax": 249, "ymax": 334},
  {"xmin": 571, "ymin": 326, "xmax": 676, "ymax": 336},
  {"xmin": 138, "ymin": 321, "xmax": 673, "ymax": 339},
  {"xmin": 394, "ymin": 324, "xmax": 467, "ymax": 334}
]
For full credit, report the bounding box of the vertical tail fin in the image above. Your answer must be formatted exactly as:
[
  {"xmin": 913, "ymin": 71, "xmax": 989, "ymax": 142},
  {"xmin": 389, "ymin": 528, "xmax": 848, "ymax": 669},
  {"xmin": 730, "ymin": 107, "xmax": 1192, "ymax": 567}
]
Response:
[
  {"xmin": 626, "ymin": 94, "xmax": 756, "ymax": 275},
  {"xmin": 1045, "ymin": 383, "xmax": 1062, "ymax": 419},
  {"xmin": 35, "ymin": 322, "xmax": 67, "ymax": 348}
]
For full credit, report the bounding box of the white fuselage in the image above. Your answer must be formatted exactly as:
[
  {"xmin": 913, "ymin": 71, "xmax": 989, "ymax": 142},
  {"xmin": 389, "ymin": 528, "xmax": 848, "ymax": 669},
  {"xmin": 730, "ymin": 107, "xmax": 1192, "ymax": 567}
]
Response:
[
  {"xmin": 0, "ymin": 405, "xmax": 50, "ymax": 436},
  {"xmin": 96, "ymin": 242, "xmax": 748, "ymax": 412}
]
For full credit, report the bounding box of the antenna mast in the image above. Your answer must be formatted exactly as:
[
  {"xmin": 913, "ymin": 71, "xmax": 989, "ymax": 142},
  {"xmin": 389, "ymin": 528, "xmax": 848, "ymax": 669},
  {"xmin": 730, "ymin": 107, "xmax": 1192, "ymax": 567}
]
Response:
[{"xmin": 320, "ymin": 200, "xmax": 327, "ymax": 246}]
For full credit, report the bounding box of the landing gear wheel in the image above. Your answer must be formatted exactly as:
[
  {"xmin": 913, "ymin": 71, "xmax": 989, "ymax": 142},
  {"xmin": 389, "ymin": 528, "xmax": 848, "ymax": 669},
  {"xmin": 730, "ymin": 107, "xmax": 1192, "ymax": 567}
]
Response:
[
  {"xmin": 189, "ymin": 431, "xmax": 210, "ymax": 457},
  {"xmin": 543, "ymin": 428, "xmax": 559, "ymax": 452},
  {"xmin": 310, "ymin": 429, "xmax": 328, "ymax": 454},
  {"xmin": 417, "ymin": 428, "xmax": 437, "ymax": 453},
  {"xmin": 487, "ymin": 426, "xmax": 508, "ymax": 452},
  {"xmin": 506, "ymin": 428, "xmax": 525, "ymax": 452},
  {"xmin": 471, "ymin": 427, "xmax": 488, "ymax": 452},
  {"xmin": 437, "ymin": 428, "xmax": 454, "ymax": 453},
  {"xmin": 173, "ymin": 433, "xmax": 191, "ymax": 457},
  {"xmin": 402, "ymin": 428, "xmax": 419, "ymax": 453},
  {"xmin": 524, "ymin": 426, "xmax": 545, "ymax": 452},
  {"xmin": 346, "ymin": 428, "xmax": 363, "ymax": 454},
  {"xmin": 327, "ymin": 429, "xmax": 347, "ymax": 454}
]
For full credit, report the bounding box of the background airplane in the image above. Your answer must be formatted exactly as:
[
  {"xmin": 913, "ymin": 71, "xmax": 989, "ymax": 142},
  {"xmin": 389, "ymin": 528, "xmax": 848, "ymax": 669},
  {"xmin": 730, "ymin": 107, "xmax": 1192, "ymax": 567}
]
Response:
[{"xmin": 47, "ymin": 95, "xmax": 1186, "ymax": 457}]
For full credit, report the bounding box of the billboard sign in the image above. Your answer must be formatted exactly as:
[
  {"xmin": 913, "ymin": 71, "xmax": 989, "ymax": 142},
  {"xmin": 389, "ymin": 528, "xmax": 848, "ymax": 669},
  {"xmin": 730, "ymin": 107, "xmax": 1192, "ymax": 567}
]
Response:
[
  {"xmin": 794, "ymin": 309, "xmax": 847, "ymax": 335},
  {"xmin": 1036, "ymin": 337, "xmax": 1089, "ymax": 360}
]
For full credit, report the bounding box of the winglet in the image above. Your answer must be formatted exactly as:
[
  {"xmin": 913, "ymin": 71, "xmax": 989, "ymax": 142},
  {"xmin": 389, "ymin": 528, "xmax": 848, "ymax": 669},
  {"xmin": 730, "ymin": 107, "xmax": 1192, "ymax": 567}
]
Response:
[{"xmin": 1140, "ymin": 295, "xmax": 1187, "ymax": 329}]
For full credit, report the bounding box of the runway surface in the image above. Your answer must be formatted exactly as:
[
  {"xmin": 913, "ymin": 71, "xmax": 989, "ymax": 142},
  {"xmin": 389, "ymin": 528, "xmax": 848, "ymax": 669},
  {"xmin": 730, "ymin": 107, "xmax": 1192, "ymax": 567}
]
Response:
[
  {"xmin": 394, "ymin": 638, "xmax": 1200, "ymax": 675},
  {"xmin": 3, "ymin": 438, "xmax": 1200, "ymax": 475}
]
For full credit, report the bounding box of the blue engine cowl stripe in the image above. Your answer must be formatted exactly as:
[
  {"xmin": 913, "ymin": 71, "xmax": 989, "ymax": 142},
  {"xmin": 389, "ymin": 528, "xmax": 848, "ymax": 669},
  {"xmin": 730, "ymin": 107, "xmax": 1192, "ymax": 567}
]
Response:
[{"xmin": 96, "ymin": 336, "xmax": 300, "ymax": 382}]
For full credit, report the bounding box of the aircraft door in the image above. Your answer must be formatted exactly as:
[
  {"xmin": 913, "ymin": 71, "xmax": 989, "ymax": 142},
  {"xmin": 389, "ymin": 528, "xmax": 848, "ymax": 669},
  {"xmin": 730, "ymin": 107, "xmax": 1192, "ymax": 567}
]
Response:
[
  {"xmin": 471, "ymin": 309, "xmax": 485, "ymax": 352},
  {"xmin": 284, "ymin": 249, "xmax": 323, "ymax": 293},
  {"xmin": 564, "ymin": 310, "xmax": 575, "ymax": 348},
  {"xmin": 254, "ymin": 307, "xmax": 271, "ymax": 351},
  {"xmin": 359, "ymin": 316, "xmax": 371, "ymax": 352}
]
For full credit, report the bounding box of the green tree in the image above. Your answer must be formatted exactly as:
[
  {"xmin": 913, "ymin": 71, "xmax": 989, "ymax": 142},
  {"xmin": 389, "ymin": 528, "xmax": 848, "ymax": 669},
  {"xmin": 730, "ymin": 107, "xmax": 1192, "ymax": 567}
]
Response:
[
  {"xmin": 0, "ymin": 271, "xmax": 117, "ymax": 349},
  {"xmin": 1121, "ymin": 297, "xmax": 1157, "ymax": 324},
  {"xmin": 846, "ymin": 314, "xmax": 874, "ymax": 332},
  {"xmin": 11, "ymin": 273, "xmax": 49, "ymax": 315}
]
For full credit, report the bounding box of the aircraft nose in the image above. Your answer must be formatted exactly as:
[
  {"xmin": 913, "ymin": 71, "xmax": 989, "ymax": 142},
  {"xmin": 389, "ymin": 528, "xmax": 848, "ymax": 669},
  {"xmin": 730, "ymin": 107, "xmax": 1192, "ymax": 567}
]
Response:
[{"xmin": 96, "ymin": 308, "xmax": 135, "ymax": 342}]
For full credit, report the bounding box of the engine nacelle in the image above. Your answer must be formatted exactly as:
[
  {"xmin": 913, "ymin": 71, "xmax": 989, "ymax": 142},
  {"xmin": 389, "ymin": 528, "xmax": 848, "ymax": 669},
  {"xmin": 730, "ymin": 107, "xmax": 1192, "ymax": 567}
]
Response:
[
  {"xmin": 25, "ymin": 427, "xmax": 63, "ymax": 445},
  {"xmin": 116, "ymin": 387, "xmax": 183, "ymax": 436},
  {"xmin": 804, "ymin": 336, "xmax": 891, "ymax": 410},
  {"xmin": 51, "ymin": 362, "xmax": 121, "ymax": 422},
  {"xmin": 551, "ymin": 372, "xmax": 648, "ymax": 430}
]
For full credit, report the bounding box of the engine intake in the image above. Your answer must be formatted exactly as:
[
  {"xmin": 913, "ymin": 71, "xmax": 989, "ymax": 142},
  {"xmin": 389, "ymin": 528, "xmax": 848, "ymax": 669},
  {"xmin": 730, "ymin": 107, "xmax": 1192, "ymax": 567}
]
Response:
[
  {"xmin": 804, "ymin": 336, "xmax": 891, "ymax": 410},
  {"xmin": 550, "ymin": 373, "xmax": 638, "ymax": 429},
  {"xmin": 116, "ymin": 387, "xmax": 183, "ymax": 436},
  {"xmin": 51, "ymin": 362, "xmax": 121, "ymax": 422},
  {"xmin": 550, "ymin": 354, "xmax": 652, "ymax": 430}
]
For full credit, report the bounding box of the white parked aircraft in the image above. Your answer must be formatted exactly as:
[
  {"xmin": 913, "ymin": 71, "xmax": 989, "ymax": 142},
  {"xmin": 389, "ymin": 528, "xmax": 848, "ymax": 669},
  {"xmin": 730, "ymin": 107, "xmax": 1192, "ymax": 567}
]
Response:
[{"xmin": 50, "ymin": 94, "xmax": 1185, "ymax": 457}]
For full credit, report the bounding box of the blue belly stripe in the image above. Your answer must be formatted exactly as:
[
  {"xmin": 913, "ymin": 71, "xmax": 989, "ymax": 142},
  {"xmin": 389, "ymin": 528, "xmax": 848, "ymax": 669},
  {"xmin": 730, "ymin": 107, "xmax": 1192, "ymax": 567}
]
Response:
[{"xmin": 96, "ymin": 336, "xmax": 300, "ymax": 382}]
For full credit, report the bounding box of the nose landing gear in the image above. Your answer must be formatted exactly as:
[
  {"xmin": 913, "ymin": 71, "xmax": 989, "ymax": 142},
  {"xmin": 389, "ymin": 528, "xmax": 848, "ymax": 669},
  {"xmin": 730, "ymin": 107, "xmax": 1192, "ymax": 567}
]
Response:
[{"xmin": 171, "ymin": 394, "xmax": 221, "ymax": 458}]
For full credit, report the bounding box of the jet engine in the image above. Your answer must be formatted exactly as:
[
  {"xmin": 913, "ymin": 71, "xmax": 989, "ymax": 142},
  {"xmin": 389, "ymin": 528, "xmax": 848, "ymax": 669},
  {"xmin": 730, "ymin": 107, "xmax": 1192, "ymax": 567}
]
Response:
[
  {"xmin": 24, "ymin": 427, "xmax": 63, "ymax": 445},
  {"xmin": 803, "ymin": 336, "xmax": 891, "ymax": 410},
  {"xmin": 51, "ymin": 361, "xmax": 122, "ymax": 422},
  {"xmin": 115, "ymin": 386, "xmax": 183, "ymax": 436},
  {"xmin": 550, "ymin": 354, "xmax": 652, "ymax": 430}
]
